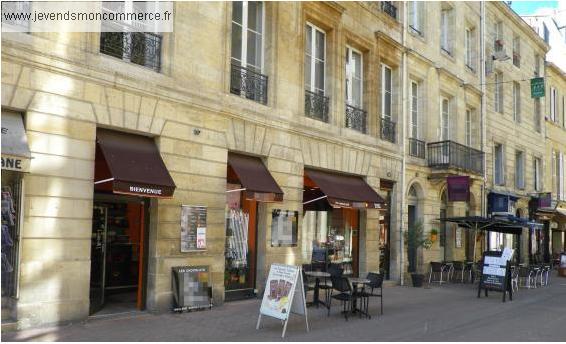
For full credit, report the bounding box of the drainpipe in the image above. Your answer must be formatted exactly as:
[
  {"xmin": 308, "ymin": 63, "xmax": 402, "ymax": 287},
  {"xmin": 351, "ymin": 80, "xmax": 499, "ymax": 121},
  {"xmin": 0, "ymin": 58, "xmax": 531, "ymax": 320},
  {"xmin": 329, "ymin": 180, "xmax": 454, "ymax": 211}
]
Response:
[
  {"xmin": 480, "ymin": 2, "xmax": 487, "ymax": 248},
  {"xmin": 399, "ymin": 0, "xmax": 408, "ymax": 286}
]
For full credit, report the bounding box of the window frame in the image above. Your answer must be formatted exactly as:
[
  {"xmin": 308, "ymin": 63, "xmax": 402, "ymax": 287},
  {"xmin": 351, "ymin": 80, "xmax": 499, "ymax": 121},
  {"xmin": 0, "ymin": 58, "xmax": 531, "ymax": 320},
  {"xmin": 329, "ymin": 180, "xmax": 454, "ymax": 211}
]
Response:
[
  {"xmin": 345, "ymin": 45, "xmax": 363, "ymax": 108},
  {"xmin": 231, "ymin": 1, "xmax": 265, "ymax": 73},
  {"xmin": 305, "ymin": 22, "xmax": 326, "ymax": 95},
  {"xmin": 410, "ymin": 80, "xmax": 419, "ymax": 139},
  {"xmin": 550, "ymin": 87, "xmax": 557, "ymax": 122},
  {"xmin": 534, "ymin": 157, "xmax": 542, "ymax": 192},
  {"xmin": 381, "ymin": 63, "xmax": 393, "ymax": 120},
  {"xmin": 512, "ymin": 35, "xmax": 521, "ymax": 68},
  {"xmin": 515, "ymin": 150, "xmax": 525, "ymax": 190},
  {"xmin": 495, "ymin": 72, "xmax": 503, "ymax": 113},
  {"xmin": 513, "ymin": 81, "xmax": 521, "ymax": 122},
  {"xmin": 465, "ymin": 108, "xmax": 472, "ymax": 147},
  {"xmin": 440, "ymin": 97, "xmax": 450, "ymax": 141},
  {"xmin": 494, "ymin": 143, "xmax": 505, "ymax": 186},
  {"xmin": 465, "ymin": 27, "xmax": 475, "ymax": 70},
  {"xmin": 409, "ymin": 1, "xmax": 423, "ymax": 35},
  {"xmin": 440, "ymin": 7, "xmax": 452, "ymax": 54}
]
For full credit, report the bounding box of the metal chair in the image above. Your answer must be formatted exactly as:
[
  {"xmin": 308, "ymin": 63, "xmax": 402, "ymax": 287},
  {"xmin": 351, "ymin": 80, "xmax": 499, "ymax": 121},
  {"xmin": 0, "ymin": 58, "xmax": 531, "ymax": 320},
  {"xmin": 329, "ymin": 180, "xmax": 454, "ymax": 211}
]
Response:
[
  {"xmin": 428, "ymin": 262, "xmax": 448, "ymax": 285},
  {"xmin": 327, "ymin": 276, "xmax": 355, "ymax": 321},
  {"xmin": 518, "ymin": 266, "xmax": 533, "ymax": 289},
  {"xmin": 363, "ymin": 272, "xmax": 383, "ymax": 316},
  {"xmin": 319, "ymin": 263, "xmax": 343, "ymax": 306},
  {"xmin": 510, "ymin": 266, "xmax": 519, "ymax": 292},
  {"xmin": 451, "ymin": 261, "xmax": 466, "ymax": 283}
]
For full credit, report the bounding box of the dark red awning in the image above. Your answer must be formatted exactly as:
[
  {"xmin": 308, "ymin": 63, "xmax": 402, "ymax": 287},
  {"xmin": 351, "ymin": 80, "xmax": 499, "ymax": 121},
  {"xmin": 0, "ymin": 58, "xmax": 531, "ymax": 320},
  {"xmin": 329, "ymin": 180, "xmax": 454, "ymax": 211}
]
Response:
[
  {"xmin": 304, "ymin": 168, "xmax": 385, "ymax": 209},
  {"xmin": 94, "ymin": 129, "xmax": 176, "ymax": 198},
  {"xmin": 228, "ymin": 153, "xmax": 283, "ymax": 202}
]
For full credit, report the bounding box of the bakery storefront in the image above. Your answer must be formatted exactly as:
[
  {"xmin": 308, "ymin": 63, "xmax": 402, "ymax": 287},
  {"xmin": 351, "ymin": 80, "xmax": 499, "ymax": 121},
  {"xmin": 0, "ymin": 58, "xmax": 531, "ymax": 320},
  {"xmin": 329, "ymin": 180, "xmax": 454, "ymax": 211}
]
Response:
[
  {"xmin": 1, "ymin": 110, "xmax": 31, "ymax": 322},
  {"xmin": 302, "ymin": 168, "xmax": 385, "ymax": 276},
  {"xmin": 90, "ymin": 129, "xmax": 176, "ymax": 315},
  {"xmin": 224, "ymin": 152, "xmax": 283, "ymax": 301}
]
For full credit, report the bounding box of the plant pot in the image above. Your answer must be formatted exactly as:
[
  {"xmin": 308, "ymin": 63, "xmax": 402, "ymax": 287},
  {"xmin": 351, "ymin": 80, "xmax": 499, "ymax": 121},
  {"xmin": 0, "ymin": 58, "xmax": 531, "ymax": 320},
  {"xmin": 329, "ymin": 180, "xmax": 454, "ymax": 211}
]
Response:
[
  {"xmin": 411, "ymin": 273, "xmax": 425, "ymax": 287},
  {"xmin": 430, "ymin": 234, "xmax": 438, "ymax": 242}
]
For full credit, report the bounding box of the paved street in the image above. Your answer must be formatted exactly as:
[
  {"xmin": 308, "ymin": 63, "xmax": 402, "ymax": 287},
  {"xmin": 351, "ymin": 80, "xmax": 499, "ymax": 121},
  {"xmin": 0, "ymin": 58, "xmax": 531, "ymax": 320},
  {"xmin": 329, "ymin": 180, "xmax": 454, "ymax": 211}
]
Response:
[{"xmin": 3, "ymin": 273, "xmax": 565, "ymax": 342}]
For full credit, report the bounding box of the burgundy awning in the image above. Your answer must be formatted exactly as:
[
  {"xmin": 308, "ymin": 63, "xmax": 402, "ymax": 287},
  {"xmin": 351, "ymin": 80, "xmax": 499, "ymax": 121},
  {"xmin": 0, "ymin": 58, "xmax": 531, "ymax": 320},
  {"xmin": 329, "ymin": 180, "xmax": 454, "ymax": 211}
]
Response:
[
  {"xmin": 304, "ymin": 168, "xmax": 385, "ymax": 209},
  {"xmin": 94, "ymin": 129, "xmax": 176, "ymax": 198},
  {"xmin": 227, "ymin": 153, "xmax": 283, "ymax": 202},
  {"xmin": 447, "ymin": 176, "xmax": 470, "ymax": 202}
]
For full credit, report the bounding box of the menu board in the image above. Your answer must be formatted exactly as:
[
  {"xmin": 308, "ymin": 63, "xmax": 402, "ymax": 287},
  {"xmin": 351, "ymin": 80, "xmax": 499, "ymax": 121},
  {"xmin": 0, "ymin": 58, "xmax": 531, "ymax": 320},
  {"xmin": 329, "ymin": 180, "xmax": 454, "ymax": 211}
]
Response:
[
  {"xmin": 560, "ymin": 253, "xmax": 566, "ymax": 269},
  {"xmin": 481, "ymin": 249, "xmax": 513, "ymax": 291},
  {"xmin": 181, "ymin": 205, "xmax": 207, "ymax": 252},
  {"xmin": 271, "ymin": 210, "xmax": 298, "ymax": 247}
]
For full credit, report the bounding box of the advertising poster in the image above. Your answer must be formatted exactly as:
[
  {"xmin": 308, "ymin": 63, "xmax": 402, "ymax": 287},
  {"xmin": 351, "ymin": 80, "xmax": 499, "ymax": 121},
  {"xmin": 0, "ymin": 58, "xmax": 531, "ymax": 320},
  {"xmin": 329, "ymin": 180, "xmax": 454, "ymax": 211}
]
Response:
[
  {"xmin": 259, "ymin": 264, "xmax": 298, "ymax": 320},
  {"xmin": 171, "ymin": 265, "xmax": 212, "ymax": 311},
  {"xmin": 455, "ymin": 227, "xmax": 462, "ymax": 248},
  {"xmin": 271, "ymin": 210, "xmax": 298, "ymax": 247},
  {"xmin": 181, "ymin": 205, "xmax": 207, "ymax": 252}
]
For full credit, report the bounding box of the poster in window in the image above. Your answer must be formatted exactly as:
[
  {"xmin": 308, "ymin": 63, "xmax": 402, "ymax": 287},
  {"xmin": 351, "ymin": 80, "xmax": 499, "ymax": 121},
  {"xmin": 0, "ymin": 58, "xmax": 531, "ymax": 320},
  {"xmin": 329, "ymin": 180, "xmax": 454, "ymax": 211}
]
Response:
[
  {"xmin": 271, "ymin": 210, "xmax": 298, "ymax": 247},
  {"xmin": 181, "ymin": 205, "xmax": 207, "ymax": 252},
  {"xmin": 455, "ymin": 227, "xmax": 463, "ymax": 248}
]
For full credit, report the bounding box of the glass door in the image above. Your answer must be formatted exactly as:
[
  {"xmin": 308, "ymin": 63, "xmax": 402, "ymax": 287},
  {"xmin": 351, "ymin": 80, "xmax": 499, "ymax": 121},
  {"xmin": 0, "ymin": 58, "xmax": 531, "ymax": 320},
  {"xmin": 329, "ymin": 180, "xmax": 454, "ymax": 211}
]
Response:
[{"xmin": 90, "ymin": 205, "xmax": 108, "ymax": 314}]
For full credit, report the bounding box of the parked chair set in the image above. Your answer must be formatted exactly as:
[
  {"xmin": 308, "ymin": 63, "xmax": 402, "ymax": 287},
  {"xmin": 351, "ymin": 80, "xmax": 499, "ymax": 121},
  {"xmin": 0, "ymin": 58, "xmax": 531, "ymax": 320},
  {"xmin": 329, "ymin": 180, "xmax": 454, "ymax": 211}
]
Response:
[
  {"xmin": 428, "ymin": 261, "xmax": 477, "ymax": 286},
  {"xmin": 516, "ymin": 264, "xmax": 552, "ymax": 289}
]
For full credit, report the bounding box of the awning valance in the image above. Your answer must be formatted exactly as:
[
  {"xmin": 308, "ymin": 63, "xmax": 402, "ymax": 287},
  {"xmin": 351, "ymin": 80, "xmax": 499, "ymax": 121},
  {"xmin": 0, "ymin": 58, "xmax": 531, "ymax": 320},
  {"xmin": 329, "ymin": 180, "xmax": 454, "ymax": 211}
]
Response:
[
  {"xmin": 94, "ymin": 129, "xmax": 176, "ymax": 198},
  {"xmin": 304, "ymin": 168, "xmax": 385, "ymax": 209},
  {"xmin": 227, "ymin": 153, "xmax": 283, "ymax": 202},
  {"xmin": 1, "ymin": 111, "xmax": 31, "ymax": 172}
]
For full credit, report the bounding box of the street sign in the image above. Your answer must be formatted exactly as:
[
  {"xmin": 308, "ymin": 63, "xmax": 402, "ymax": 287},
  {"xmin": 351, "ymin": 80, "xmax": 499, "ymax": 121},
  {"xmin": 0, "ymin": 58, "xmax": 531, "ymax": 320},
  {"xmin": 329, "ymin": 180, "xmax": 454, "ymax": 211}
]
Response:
[{"xmin": 531, "ymin": 77, "xmax": 545, "ymax": 98}]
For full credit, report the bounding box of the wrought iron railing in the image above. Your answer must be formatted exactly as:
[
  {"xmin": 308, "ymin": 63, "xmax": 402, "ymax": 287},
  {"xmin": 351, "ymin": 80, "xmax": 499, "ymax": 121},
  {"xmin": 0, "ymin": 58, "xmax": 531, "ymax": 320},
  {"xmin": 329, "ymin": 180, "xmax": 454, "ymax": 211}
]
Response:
[
  {"xmin": 380, "ymin": 117, "xmax": 396, "ymax": 143},
  {"xmin": 381, "ymin": 1, "xmax": 397, "ymax": 20},
  {"xmin": 408, "ymin": 138, "xmax": 426, "ymax": 159},
  {"xmin": 345, "ymin": 104, "xmax": 367, "ymax": 133},
  {"xmin": 100, "ymin": 32, "xmax": 162, "ymax": 72},
  {"xmin": 427, "ymin": 140, "xmax": 484, "ymax": 174},
  {"xmin": 305, "ymin": 90, "xmax": 329, "ymax": 122},
  {"xmin": 230, "ymin": 64, "xmax": 268, "ymax": 105}
]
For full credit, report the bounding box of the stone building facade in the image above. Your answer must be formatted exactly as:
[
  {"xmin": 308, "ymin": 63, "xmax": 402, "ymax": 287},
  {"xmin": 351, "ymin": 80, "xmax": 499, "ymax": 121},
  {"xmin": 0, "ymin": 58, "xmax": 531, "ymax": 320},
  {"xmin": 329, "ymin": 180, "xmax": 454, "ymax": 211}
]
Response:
[{"xmin": 1, "ymin": 1, "xmax": 565, "ymax": 331}]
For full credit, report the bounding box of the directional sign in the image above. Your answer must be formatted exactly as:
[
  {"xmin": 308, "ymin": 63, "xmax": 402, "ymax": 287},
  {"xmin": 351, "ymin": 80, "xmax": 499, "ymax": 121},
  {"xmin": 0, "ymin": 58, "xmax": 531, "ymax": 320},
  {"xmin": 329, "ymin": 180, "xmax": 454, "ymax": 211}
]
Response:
[{"xmin": 531, "ymin": 77, "xmax": 545, "ymax": 98}]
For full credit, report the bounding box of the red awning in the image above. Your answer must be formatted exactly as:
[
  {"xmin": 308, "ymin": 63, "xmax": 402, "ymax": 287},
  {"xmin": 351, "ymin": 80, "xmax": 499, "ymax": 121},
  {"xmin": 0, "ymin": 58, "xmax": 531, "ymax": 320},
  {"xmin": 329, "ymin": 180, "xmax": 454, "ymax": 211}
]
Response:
[
  {"xmin": 304, "ymin": 168, "xmax": 385, "ymax": 209},
  {"xmin": 228, "ymin": 153, "xmax": 283, "ymax": 202},
  {"xmin": 94, "ymin": 129, "xmax": 176, "ymax": 198}
]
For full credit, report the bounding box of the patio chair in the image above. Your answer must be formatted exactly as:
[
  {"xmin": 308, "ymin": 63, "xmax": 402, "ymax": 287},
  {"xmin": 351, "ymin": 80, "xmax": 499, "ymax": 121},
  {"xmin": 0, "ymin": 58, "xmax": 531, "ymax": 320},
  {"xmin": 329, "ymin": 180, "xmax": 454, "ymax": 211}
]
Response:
[
  {"xmin": 361, "ymin": 272, "xmax": 383, "ymax": 316},
  {"xmin": 518, "ymin": 266, "xmax": 533, "ymax": 289},
  {"xmin": 530, "ymin": 265, "xmax": 541, "ymax": 288},
  {"xmin": 541, "ymin": 264, "xmax": 551, "ymax": 286},
  {"xmin": 510, "ymin": 266, "xmax": 519, "ymax": 292},
  {"xmin": 327, "ymin": 276, "xmax": 355, "ymax": 321},
  {"xmin": 451, "ymin": 261, "xmax": 466, "ymax": 283},
  {"xmin": 428, "ymin": 262, "xmax": 448, "ymax": 285},
  {"xmin": 319, "ymin": 263, "xmax": 344, "ymax": 305},
  {"xmin": 301, "ymin": 268, "xmax": 315, "ymax": 297}
]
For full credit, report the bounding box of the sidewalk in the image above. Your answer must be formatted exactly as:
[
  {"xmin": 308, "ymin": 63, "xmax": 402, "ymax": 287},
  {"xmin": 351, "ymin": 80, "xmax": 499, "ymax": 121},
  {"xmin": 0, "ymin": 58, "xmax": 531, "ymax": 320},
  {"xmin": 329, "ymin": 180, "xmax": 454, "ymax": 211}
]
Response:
[{"xmin": 3, "ymin": 275, "xmax": 566, "ymax": 342}]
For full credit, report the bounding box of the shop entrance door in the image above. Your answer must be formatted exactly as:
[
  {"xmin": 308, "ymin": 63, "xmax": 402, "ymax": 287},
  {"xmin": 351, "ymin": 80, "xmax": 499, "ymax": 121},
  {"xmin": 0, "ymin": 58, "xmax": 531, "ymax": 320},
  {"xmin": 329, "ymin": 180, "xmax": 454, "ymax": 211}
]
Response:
[{"xmin": 89, "ymin": 195, "xmax": 148, "ymax": 315}]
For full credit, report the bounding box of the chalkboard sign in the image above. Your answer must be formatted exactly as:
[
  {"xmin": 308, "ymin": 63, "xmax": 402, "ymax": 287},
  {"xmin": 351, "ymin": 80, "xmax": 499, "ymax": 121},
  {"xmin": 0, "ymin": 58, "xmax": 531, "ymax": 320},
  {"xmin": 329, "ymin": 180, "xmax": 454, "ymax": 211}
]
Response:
[
  {"xmin": 171, "ymin": 265, "xmax": 212, "ymax": 312},
  {"xmin": 181, "ymin": 205, "xmax": 207, "ymax": 252},
  {"xmin": 477, "ymin": 249, "xmax": 513, "ymax": 302}
]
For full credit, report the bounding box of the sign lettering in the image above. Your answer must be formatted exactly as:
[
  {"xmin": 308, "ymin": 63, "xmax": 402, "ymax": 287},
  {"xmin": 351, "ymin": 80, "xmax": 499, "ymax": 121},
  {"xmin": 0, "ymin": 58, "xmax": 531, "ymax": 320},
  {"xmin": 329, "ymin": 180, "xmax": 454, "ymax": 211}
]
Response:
[{"xmin": 1, "ymin": 155, "xmax": 28, "ymax": 172}]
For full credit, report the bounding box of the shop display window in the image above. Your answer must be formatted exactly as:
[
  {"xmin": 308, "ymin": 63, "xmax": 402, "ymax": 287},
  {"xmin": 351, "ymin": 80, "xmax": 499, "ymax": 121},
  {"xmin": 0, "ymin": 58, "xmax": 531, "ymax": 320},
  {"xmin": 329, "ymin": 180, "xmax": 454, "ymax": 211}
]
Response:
[{"xmin": 1, "ymin": 171, "xmax": 22, "ymax": 298}]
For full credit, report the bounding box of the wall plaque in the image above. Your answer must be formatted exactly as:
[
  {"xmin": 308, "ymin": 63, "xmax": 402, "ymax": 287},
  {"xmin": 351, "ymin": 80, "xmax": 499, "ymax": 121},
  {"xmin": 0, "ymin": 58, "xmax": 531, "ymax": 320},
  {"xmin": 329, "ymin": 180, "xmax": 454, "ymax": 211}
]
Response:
[{"xmin": 181, "ymin": 205, "xmax": 207, "ymax": 252}]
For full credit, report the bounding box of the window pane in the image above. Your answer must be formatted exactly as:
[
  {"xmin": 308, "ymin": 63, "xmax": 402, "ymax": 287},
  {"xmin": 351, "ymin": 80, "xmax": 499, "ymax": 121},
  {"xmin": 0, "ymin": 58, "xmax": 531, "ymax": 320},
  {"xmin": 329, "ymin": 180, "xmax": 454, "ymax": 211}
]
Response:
[
  {"xmin": 231, "ymin": 23, "xmax": 242, "ymax": 62},
  {"xmin": 315, "ymin": 30, "xmax": 325, "ymax": 60},
  {"xmin": 315, "ymin": 60, "xmax": 324, "ymax": 92},
  {"xmin": 246, "ymin": 30, "xmax": 261, "ymax": 70},
  {"xmin": 305, "ymin": 25, "xmax": 312, "ymax": 55},
  {"xmin": 384, "ymin": 93, "xmax": 391, "ymax": 118},
  {"xmin": 304, "ymin": 52, "xmax": 311, "ymax": 89},
  {"xmin": 353, "ymin": 79, "xmax": 361, "ymax": 106},
  {"xmin": 384, "ymin": 67, "xmax": 392, "ymax": 91},
  {"xmin": 353, "ymin": 51, "xmax": 362, "ymax": 79},
  {"xmin": 232, "ymin": 1, "xmax": 243, "ymax": 25},
  {"xmin": 247, "ymin": 1, "xmax": 262, "ymax": 32}
]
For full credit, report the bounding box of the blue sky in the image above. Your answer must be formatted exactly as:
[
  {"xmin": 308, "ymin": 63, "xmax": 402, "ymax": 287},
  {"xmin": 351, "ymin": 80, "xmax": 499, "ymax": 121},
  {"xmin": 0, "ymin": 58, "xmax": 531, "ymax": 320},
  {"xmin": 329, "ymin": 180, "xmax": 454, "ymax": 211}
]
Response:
[{"xmin": 510, "ymin": 1, "xmax": 558, "ymax": 15}]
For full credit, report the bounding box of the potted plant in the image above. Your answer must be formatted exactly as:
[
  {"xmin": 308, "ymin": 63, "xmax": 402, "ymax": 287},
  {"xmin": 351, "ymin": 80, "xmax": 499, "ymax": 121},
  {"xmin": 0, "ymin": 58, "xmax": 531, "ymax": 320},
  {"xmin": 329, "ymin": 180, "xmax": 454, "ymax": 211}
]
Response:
[
  {"xmin": 405, "ymin": 221, "xmax": 432, "ymax": 287},
  {"xmin": 429, "ymin": 228, "xmax": 439, "ymax": 243}
]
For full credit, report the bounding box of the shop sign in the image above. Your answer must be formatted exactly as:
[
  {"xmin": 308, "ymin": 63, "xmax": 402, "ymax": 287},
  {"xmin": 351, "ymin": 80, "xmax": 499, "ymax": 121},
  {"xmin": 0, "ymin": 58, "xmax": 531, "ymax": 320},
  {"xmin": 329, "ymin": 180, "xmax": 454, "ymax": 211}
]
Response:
[
  {"xmin": 171, "ymin": 265, "xmax": 212, "ymax": 312},
  {"xmin": 271, "ymin": 210, "xmax": 298, "ymax": 247},
  {"xmin": 257, "ymin": 264, "xmax": 308, "ymax": 338},
  {"xmin": 1, "ymin": 154, "xmax": 30, "ymax": 172},
  {"xmin": 180, "ymin": 205, "xmax": 207, "ymax": 252},
  {"xmin": 530, "ymin": 77, "xmax": 545, "ymax": 98},
  {"xmin": 113, "ymin": 180, "xmax": 175, "ymax": 198}
]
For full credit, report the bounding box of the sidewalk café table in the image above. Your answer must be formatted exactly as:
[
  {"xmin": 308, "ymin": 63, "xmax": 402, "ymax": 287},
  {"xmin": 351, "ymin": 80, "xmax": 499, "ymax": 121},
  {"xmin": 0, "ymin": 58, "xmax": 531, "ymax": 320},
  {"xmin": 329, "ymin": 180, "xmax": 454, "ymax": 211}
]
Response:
[
  {"xmin": 348, "ymin": 277, "xmax": 371, "ymax": 318},
  {"xmin": 305, "ymin": 271, "xmax": 331, "ymax": 308}
]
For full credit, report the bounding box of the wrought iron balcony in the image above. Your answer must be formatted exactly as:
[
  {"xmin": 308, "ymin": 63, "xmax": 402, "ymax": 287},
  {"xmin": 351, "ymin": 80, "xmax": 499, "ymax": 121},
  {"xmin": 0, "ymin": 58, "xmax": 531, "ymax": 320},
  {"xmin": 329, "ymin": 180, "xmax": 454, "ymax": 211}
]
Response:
[
  {"xmin": 305, "ymin": 90, "xmax": 329, "ymax": 122},
  {"xmin": 427, "ymin": 140, "xmax": 484, "ymax": 174},
  {"xmin": 408, "ymin": 138, "xmax": 426, "ymax": 159},
  {"xmin": 100, "ymin": 32, "xmax": 162, "ymax": 72},
  {"xmin": 381, "ymin": 1, "xmax": 397, "ymax": 20},
  {"xmin": 230, "ymin": 64, "xmax": 268, "ymax": 105},
  {"xmin": 345, "ymin": 104, "xmax": 367, "ymax": 133},
  {"xmin": 380, "ymin": 117, "xmax": 396, "ymax": 143}
]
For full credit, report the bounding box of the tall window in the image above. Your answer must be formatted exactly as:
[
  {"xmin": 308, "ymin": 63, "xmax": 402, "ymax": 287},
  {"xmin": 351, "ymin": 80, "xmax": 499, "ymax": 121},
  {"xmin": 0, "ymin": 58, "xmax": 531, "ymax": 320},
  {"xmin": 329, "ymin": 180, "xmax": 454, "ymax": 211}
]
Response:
[
  {"xmin": 515, "ymin": 150, "xmax": 524, "ymax": 189},
  {"xmin": 543, "ymin": 23, "xmax": 549, "ymax": 43},
  {"xmin": 465, "ymin": 27, "xmax": 475, "ymax": 70},
  {"xmin": 494, "ymin": 21, "xmax": 503, "ymax": 52},
  {"xmin": 495, "ymin": 72, "xmax": 503, "ymax": 113},
  {"xmin": 381, "ymin": 64, "xmax": 393, "ymax": 120},
  {"xmin": 410, "ymin": 81, "xmax": 419, "ymax": 138},
  {"xmin": 554, "ymin": 151, "xmax": 564, "ymax": 200},
  {"xmin": 305, "ymin": 23, "xmax": 326, "ymax": 95},
  {"xmin": 512, "ymin": 35, "xmax": 521, "ymax": 67},
  {"xmin": 441, "ymin": 97, "xmax": 449, "ymax": 140},
  {"xmin": 534, "ymin": 157, "xmax": 542, "ymax": 192},
  {"xmin": 550, "ymin": 87, "xmax": 557, "ymax": 122},
  {"xmin": 231, "ymin": 1, "xmax": 264, "ymax": 72},
  {"xmin": 534, "ymin": 54, "xmax": 541, "ymax": 76},
  {"xmin": 409, "ymin": 1, "xmax": 423, "ymax": 35},
  {"xmin": 465, "ymin": 109, "xmax": 472, "ymax": 147},
  {"xmin": 494, "ymin": 143, "xmax": 504, "ymax": 186},
  {"xmin": 345, "ymin": 47, "xmax": 363, "ymax": 107},
  {"xmin": 513, "ymin": 82, "xmax": 521, "ymax": 122},
  {"xmin": 534, "ymin": 98, "xmax": 541, "ymax": 132},
  {"xmin": 99, "ymin": 2, "xmax": 163, "ymax": 72},
  {"xmin": 440, "ymin": 7, "xmax": 452, "ymax": 54}
]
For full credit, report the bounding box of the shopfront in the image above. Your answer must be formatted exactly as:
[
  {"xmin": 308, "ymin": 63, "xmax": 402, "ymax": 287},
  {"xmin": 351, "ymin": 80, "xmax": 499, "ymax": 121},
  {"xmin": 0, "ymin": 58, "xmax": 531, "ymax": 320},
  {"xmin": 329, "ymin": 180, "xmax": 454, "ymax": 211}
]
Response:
[
  {"xmin": 301, "ymin": 168, "xmax": 385, "ymax": 276},
  {"xmin": 90, "ymin": 129, "xmax": 176, "ymax": 315},
  {"xmin": 1, "ymin": 110, "xmax": 31, "ymax": 322},
  {"xmin": 224, "ymin": 152, "xmax": 283, "ymax": 301}
]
